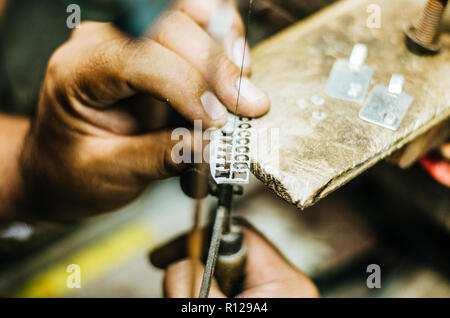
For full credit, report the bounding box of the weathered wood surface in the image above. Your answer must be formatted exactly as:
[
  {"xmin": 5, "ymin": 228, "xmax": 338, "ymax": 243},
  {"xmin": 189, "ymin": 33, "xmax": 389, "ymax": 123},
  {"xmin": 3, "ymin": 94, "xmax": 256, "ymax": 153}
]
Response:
[{"xmin": 250, "ymin": 0, "xmax": 450, "ymax": 209}]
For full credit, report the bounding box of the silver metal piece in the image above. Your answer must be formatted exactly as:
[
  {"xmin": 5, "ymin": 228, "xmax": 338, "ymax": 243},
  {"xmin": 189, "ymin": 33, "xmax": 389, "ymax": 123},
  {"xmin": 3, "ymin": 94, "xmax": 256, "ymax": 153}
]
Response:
[
  {"xmin": 326, "ymin": 44, "xmax": 373, "ymax": 103},
  {"xmin": 210, "ymin": 115, "xmax": 253, "ymax": 185},
  {"xmin": 388, "ymin": 74, "xmax": 405, "ymax": 94},
  {"xmin": 199, "ymin": 206, "xmax": 226, "ymax": 298},
  {"xmin": 359, "ymin": 75, "xmax": 414, "ymax": 131},
  {"xmin": 349, "ymin": 43, "xmax": 368, "ymax": 66}
]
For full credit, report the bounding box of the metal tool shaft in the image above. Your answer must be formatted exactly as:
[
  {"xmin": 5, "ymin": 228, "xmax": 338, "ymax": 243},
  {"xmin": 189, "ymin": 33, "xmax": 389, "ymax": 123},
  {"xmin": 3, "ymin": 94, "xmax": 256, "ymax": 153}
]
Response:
[{"xmin": 199, "ymin": 206, "xmax": 227, "ymax": 298}]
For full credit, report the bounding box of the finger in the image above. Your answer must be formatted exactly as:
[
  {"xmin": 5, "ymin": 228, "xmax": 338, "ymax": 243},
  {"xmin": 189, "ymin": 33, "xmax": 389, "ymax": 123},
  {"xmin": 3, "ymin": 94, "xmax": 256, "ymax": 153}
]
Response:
[
  {"xmin": 151, "ymin": 233, "xmax": 190, "ymax": 269},
  {"xmin": 441, "ymin": 143, "xmax": 450, "ymax": 161},
  {"xmin": 173, "ymin": 0, "xmax": 251, "ymax": 72},
  {"xmin": 117, "ymin": 94, "xmax": 174, "ymax": 132},
  {"xmin": 164, "ymin": 259, "xmax": 226, "ymax": 298},
  {"xmin": 107, "ymin": 128, "xmax": 199, "ymax": 180},
  {"xmin": 74, "ymin": 94, "xmax": 172, "ymax": 135},
  {"xmin": 387, "ymin": 122, "xmax": 450, "ymax": 168},
  {"xmin": 237, "ymin": 228, "xmax": 320, "ymax": 298},
  {"xmin": 53, "ymin": 22, "xmax": 228, "ymax": 128},
  {"xmin": 150, "ymin": 227, "xmax": 210, "ymax": 269},
  {"xmin": 151, "ymin": 11, "xmax": 269, "ymax": 117},
  {"xmin": 421, "ymin": 157, "xmax": 450, "ymax": 187}
]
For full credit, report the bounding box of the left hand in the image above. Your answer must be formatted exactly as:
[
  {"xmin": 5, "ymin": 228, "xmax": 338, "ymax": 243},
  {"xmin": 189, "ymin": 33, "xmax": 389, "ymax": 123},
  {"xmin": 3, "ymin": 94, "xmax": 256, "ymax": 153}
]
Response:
[{"xmin": 164, "ymin": 228, "xmax": 320, "ymax": 298}]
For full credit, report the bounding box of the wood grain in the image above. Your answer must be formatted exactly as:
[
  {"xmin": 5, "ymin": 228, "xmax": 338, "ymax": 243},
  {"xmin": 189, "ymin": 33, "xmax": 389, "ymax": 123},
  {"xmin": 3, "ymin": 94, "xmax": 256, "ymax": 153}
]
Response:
[{"xmin": 249, "ymin": 0, "xmax": 450, "ymax": 209}]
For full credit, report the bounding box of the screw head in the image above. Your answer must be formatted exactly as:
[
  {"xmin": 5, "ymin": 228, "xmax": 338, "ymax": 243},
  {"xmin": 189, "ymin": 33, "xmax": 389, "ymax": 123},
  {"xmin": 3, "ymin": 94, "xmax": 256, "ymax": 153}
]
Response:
[{"xmin": 405, "ymin": 26, "xmax": 441, "ymax": 55}]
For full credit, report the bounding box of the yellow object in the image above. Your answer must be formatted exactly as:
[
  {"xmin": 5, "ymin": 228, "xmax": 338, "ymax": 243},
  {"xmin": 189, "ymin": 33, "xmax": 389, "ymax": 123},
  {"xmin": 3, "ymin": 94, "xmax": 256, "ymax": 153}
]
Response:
[{"xmin": 15, "ymin": 221, "xmax": 154, "ymax": 298}]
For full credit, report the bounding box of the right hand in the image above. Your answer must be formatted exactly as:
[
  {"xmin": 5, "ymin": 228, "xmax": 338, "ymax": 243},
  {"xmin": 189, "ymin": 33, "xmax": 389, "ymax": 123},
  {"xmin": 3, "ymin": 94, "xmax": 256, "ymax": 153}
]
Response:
[{"xmin": 19, "ymin": 1, "xmax": 270, "ymax": 220}]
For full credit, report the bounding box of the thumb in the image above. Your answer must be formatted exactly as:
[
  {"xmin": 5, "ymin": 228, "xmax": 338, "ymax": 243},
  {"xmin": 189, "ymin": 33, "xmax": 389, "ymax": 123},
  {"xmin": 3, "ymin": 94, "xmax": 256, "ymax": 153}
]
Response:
[
  {"xmin": 108, "ymin": 128, "xmax": 200, "ymax": 180},
  {"xmin": 164, "ymin": 259, "xmax": 226, "ymax": 298},
  {"xmin": 441, "ymin": 143, "xmax": 450, "ymax": 161},
  {"xmin": 237, "ymin": 228, "xmax": 320, "ymax": 298}
]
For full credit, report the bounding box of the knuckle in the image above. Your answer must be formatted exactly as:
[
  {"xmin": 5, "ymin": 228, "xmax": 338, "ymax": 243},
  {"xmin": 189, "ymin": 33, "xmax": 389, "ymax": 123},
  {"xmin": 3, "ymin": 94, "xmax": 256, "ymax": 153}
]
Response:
[
  {"xmin": 46, "ymin": 47, "xmax": 68, "ymax": 81},
  {"xmin": 161, "ymin": 9, "xmax": 190, "ymax": 25},
  {"xmin": 120, "ymin": 37, "xmax": 153, "ymax": 64},
  {"xmin": 69, "ymin": 21, "xmax": 93, "ymax": 38},
  {"xmin": 233, "ymin": 14, "xmax": 245, "ymax": 34},
  {"xmin": 213, "ymin": 51, "xmax": 238, "ymax": 79},
  {"xmin": 46, "ymin": 52, "xmax": 61, "ymax": 78},
  {"xmin": 153, "ymin": 10, "xmax": 190, "ymax": 41},
  {"xmin": 189, "ymin": 71, "xmax": 209, "ymax": 95},
  {"xmin": 70, "ymin": 21, "xmax": 103, "ymax": 39}
]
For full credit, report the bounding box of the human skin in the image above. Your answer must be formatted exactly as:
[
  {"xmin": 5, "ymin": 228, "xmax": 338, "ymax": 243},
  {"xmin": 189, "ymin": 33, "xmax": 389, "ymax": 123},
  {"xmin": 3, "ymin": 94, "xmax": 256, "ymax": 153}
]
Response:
[
  {"xmin": 164, "ymin": 228, "xmax": 320, "ymax": 298},
  {"xmin": 0, "ymin": 1, "xmax": 319, "ymax": 299},
  {"xmin": 0, "ymin": 0, "xmax": 270, "ymax": 222}
]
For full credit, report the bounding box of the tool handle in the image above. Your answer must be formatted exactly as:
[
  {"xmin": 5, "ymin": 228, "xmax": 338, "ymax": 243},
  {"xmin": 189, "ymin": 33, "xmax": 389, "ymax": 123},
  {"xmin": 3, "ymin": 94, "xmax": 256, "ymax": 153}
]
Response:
[
  {"xmin": 113, "ymin": 0, "xmax": 171, "ymax": 37},
  {"xmin": 215, "ymin": 225, "xmax": 247, "ymax": 297}
]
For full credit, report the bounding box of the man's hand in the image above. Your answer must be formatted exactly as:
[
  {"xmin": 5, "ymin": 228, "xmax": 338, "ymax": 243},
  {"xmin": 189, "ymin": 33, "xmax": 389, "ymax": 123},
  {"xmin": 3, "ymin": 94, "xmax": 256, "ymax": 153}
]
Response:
[
  {"xmin": 15, "ymin": 0, "xmax": 269, "ymax": 221},
  {"xmin": 164, "ymin": 229, "xmax": 320, "ymax": 298}
]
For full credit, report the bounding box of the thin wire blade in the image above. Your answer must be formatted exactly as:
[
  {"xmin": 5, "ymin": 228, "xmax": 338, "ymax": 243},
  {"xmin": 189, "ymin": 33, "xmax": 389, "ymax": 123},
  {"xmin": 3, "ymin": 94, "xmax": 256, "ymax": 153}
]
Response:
[
  {"xmin": 199, "ymin": 207, "xmax": 226, "ymax": 298},
  {"xmin": 197, "ymin": 0, "xmax": 253, "ymax": 298},
  {"xmin": 233, "ymin": 0, "xmax": 254, "ymax": 132}
]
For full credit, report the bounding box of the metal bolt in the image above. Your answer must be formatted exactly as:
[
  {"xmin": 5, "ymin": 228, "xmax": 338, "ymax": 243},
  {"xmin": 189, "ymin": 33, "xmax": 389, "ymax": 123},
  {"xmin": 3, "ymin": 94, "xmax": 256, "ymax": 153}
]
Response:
[{"xmin": 405, "ymin": 0, "xmax": 448, "ymax": 55}]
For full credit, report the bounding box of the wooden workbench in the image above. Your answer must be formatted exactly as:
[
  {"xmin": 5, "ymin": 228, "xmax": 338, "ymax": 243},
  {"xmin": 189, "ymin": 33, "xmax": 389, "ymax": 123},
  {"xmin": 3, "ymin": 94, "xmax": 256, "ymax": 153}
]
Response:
[{"xmin": 250, "ymin": 0, "xmax": 450, "ymax": 209}]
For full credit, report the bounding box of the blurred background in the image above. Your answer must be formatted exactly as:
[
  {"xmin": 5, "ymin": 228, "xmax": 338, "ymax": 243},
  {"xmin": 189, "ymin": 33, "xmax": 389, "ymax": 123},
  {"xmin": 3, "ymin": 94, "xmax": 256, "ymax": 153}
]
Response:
[{"xmin": 0, "ymin": 0, "xmax": 448, "ymax": 298}]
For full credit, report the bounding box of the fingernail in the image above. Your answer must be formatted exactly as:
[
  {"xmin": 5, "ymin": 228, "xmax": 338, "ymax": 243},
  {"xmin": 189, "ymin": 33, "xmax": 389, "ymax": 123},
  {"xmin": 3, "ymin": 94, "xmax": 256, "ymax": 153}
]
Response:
[
  {"xmin": 201, "ymin": 92, "xmax": 228, "ymax": 120},
  {"xmin": 232, "ymin": 37, "xmax": 251, "ymax": 69},
  {"xmin": 237, "ymin": 77, "xmax": 266, "ymax": 103}
]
